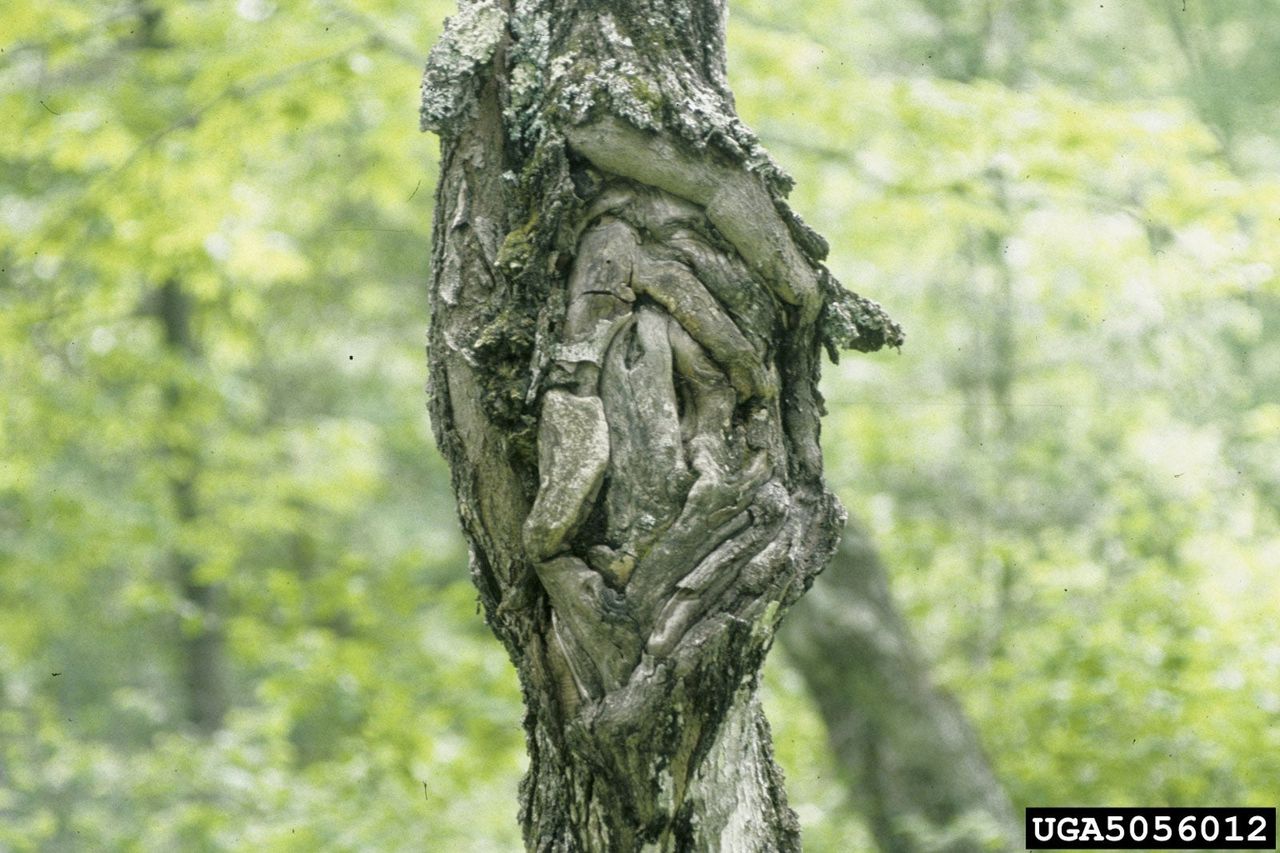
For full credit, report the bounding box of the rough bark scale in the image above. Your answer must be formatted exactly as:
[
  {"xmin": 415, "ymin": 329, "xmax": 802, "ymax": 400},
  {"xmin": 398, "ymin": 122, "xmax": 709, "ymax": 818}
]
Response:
[
  {"xmin": 420, "ymin": 1, "xmax": 901, "ymax": 848},
  {"xmin": 781, "ymin": 522, "xmax": 1020, "ymax": 852}
]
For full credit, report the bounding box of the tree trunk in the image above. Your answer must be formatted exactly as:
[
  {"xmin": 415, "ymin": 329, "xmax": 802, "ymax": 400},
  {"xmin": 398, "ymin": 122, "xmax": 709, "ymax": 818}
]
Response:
[
  {"xmin": 156, "ymin": 279, "xmax": 229, "ymax": 733},
  {"xmin": 420, "ymin": 1, "xmax": 900, "ymax": 848},
  {"xmin": 780, "ymin": 520, "xmax": 1019, "ymax": 852}
]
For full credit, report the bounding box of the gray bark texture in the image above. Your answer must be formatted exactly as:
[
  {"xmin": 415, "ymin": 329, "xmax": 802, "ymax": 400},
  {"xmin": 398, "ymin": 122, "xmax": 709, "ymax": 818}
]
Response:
[
  {"xmin": 780, "ymin": 521, "xmax": 1019, "ymax": 853},
  {"xmin": 420, "ymin": 1, "xmax": 901, "ymax": 849}
]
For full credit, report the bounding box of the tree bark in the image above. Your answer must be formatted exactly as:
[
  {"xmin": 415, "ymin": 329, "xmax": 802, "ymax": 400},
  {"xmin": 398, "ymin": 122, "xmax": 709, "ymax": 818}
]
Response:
[
  {"xmin": 780, "ymin": 521, "xmax": 1019, "ymax": 852},
  {"xmin": 420, "ymin": 2, "xmax": 900, "ymax": 848}
]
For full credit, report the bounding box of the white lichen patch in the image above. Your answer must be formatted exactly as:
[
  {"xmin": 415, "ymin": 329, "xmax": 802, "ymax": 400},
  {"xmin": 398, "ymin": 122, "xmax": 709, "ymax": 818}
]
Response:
[
  {"xmin": 503, "ymin": 0, "xmax": 552, "ymax": 146},
  {"xmin": 419, "ymin": 0, "xmax": 508, "ymax": 133}
]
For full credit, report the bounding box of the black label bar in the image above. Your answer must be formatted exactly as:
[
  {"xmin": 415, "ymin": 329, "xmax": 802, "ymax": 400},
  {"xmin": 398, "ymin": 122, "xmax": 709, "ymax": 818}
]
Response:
[{"xmin": 1025, "ymin": 807, "xmax": 1277, "ymax": 849}]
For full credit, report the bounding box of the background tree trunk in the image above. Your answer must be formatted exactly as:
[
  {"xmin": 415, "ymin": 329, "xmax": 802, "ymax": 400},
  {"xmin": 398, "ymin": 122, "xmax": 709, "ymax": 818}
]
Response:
[
  {"xmin": 781, "ymin": 520, "xmax": 1019, "ymax": 852},
  {"xmin": 421, "ymin": 0, "xmax": 900, "ymax": 848},
  {"xmin": 155, "ymin": 279, "xmax": 229, "ymax": 733}
]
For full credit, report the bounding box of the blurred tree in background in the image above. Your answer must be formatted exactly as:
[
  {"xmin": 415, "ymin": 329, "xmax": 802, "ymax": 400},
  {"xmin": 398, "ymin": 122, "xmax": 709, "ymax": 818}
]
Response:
[{"xmin": 1, "ymin": 0, "xmax": 1277, "ymax": 850}]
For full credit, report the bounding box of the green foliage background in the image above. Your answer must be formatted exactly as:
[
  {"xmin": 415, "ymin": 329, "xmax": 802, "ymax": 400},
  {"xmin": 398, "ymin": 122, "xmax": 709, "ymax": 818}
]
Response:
[{"xmin": 2, "ymin": 1, "xmax": 1277, "ymax": 849}]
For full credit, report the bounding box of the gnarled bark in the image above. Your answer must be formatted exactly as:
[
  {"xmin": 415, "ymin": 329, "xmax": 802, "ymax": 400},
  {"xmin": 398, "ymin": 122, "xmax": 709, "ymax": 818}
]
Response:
[{"xmin": 420, "ymin": 1, "xmax": 901, "ymax": 848}]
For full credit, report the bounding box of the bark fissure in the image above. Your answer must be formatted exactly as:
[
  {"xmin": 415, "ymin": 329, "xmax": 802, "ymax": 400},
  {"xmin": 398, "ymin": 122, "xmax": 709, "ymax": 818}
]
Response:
[{"xmin": 422, "ymin": 1, "xmax": 901, "ymax": 848}]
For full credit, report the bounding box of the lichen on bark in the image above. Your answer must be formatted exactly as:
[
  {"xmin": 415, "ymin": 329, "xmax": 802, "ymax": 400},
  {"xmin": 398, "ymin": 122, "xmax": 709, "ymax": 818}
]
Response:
[
  {"xmin": 419, "ymin": 0, "xmax": 508, "ymax": 135},
  {"xmin": 421, "ymin": 1, "xmax": 901, "ymax": 848}
]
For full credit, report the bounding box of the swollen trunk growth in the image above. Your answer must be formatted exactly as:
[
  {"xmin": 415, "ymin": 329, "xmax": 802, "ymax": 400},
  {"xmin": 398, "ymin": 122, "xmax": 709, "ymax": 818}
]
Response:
[{"xmin": 420, "ymin": 1, "xmax": 900, "ymax": 848}]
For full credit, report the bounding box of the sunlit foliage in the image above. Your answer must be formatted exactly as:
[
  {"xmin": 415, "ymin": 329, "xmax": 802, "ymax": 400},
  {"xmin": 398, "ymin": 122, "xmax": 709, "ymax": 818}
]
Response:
[{"xmin": 2, "ymin": 0, "xmax": 1277, "ymax": 849}]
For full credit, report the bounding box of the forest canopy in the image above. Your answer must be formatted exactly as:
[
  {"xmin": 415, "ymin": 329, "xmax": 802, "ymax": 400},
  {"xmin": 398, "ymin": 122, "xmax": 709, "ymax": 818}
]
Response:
[{"xmin": 2, "ymin": 0, "xmax": 1278, "ymax": 849}]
